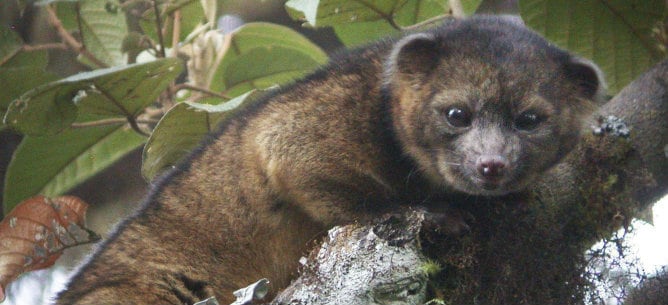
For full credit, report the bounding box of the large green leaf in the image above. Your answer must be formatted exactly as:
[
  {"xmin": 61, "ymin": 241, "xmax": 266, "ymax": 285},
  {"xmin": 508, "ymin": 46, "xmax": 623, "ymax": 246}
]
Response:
[
  {"xmin": 0, "ymin": 29, "xmax": 57, "ymax": 130},
  {"xmin": 520, "ymin": 0, "xmax": 666, "ymax": 93},
  {"xmin": 209, "ymin": 22, "xmax": 327, "ymax": 97},
  {"xmin": 0, "ymin": 66, "xmax": 58, "ymax": 130},
  {"xmin": 286, "ymin": 0, "xmax": 452, "ymax": 46},
  {"xmin": 331, "ymin": 20, "xmax": 398, "ymax": 46},
  {"xmin": 3, "ymin": 124, "xmax": 145, "ymax": 213},
  {"xmin": 221, "ymin": 46, "xmax": 322, "ymax": 92},
  {"xmin": 286, "ymin": 0, "xmax": 406, "ymax": 27},
  {"xmin": 4, "ymin": 58, "xmax": 183, "ymax": 136},
  {"xmin": 142, "ymin": 90, "xmax": 262, "ymax": 180},
  {"xmin": 285, "ymin": 0, "xmax": 482, "ymax": 28},
  {"xmin": 77, "ymin": 0, "xmax": 128, "ymax": 66}
]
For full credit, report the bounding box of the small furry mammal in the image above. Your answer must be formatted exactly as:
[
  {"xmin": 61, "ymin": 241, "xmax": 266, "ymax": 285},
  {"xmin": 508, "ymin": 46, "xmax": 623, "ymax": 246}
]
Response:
[{"xmin": 56, "ymin": 16, "xmax": 604, "ymax": 304}]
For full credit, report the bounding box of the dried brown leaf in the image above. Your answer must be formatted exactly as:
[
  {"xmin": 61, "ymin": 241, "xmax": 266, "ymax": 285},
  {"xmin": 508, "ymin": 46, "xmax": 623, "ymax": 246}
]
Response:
[{"xmin": 0, "ymin": 195, "xmax": 100, "ymax": 301}]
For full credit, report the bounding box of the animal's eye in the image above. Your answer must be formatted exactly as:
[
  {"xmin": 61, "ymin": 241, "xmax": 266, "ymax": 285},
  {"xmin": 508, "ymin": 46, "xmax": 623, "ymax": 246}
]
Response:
[
  {"xmin": 514, "ymin": 111, "xmax": 544, "ymax": 131},
  {"xmin": 445, "ymin": 107, "xmax": 472, "ymax": 128}
]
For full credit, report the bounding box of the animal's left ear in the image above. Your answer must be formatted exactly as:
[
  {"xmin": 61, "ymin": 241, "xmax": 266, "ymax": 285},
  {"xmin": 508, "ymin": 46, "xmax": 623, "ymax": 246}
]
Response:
[
  {"xmin": 564, "ymin": 57, "xmax": 607, "ymax": 103},
  {"xmin": 386, "ymin": 33, "xmax": 441, "ymax": 84}
]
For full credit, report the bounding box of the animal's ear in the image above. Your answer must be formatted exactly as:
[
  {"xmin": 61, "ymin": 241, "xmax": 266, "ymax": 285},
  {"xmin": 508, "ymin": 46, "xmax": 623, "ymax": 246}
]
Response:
[
  {"xmin": 386, "ymin": 33, "xmax": 440, "ymax": 83},
  {"xmin": 564, "ymin": 57, "xmax": 607, "ymax": 103}
]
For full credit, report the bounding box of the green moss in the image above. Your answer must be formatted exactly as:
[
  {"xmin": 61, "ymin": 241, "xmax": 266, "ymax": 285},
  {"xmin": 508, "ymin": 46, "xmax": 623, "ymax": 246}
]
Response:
[{"xmin": 420, "ymin": 259, "xmax": 443, "ymax": 277}]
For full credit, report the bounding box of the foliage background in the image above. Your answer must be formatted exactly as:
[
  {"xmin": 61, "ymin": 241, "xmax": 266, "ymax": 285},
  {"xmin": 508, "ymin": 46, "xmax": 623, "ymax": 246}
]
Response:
[{"xmin": 0, "ymin": 0, "xmax": 666, "ymax": 304}]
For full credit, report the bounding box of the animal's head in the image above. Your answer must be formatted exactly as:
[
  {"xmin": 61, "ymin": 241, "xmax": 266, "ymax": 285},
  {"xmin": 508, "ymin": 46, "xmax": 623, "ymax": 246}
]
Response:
[{"xmin": 384, "ymin": 16, "xmax": 605, "ymax": 195}]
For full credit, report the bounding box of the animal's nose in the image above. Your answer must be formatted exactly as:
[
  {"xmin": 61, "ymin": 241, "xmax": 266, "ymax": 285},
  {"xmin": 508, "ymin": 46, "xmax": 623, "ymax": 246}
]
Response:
[{"xmin": 476, "ymin": 155, "xmax": 508, "ymax": 179}]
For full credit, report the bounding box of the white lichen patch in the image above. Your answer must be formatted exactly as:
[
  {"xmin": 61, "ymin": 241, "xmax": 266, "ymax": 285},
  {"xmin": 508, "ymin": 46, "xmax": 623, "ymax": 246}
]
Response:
[{"xmin": 273, "ymin": 218, "xmax": 429, "ymax": 305}]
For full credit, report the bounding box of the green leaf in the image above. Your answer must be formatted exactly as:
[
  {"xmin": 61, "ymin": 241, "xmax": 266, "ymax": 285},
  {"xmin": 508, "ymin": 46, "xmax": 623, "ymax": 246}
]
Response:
[
  {"xmin": 3, "ymin": 124, "xmax": 145, "ymax": 213},
  {"xmin": 461, "ymin": 0, "xmax": 482, "ymax": 15},
  {"xmin": 286, "ymin": 0, "xmax": 448, "ymax": 46},
  {"xmin": 4, "ymin": 58, "xmax": 183, "ymax": 136},
  {"xmin": 78, "ymin": 0, "xmax": 128, "ymax": 66},
  {"xmin": 286, "ymin": 0, "xmax": 404, "ymax": 27},
  {"xmin": 142, "ymin": 90, "xmax": 262, "ymax": 180},
  {"xmin": 222, "ymin": 46, "xmax": 321, "ymax": 92},
  {"xmin": 0, "ymin": 66, "xmax": 59, "ymax": 130},
  {"xmin": 0, "ymin": 30, "xmax": 58, "ymax": 130},
  {"xmin": 0, "ymin": 26, "xmax": 23, "ymax": 66},
  {"xmin": 286, "ymin": 0, "xmax": 450, "ymax": 27},
  {"xmin": 520, "ymin": 0, "xmax": 666, "ymax": 93},
  {"xmin": 210, "ymin": 22, "xmax": 327, "ymax": 96},
  {"xmin": 332, "ymin": 19, "xmax": 398, "ymax": 46},
  {"xmin": 392, "ymin": 0, "xmax": 447, "ymax": 26}
]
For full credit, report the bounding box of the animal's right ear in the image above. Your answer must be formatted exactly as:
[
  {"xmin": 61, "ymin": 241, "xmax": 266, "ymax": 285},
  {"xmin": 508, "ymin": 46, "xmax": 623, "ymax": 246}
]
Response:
[
  {"xmin": 385, "ymin": 33, "xmax": 440, "ymax": 84},
  {"xmin": 563, "ymin": 57, "xmax": 607, "ymax": 104}
]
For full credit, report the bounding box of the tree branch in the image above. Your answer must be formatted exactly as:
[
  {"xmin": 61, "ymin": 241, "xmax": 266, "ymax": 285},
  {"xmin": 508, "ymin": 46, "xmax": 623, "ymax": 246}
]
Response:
[
  {"xmin": 152, "ymin": 0, "xmax": 167, "ymax": 58},
  {"xmin": 45, "ymin": 5, "xmax": 108, "ymax": 68},
  {"xmin": 259, "ymin": 60, "xmax": 668, "ymax": 305},
  {"xmin": 271, "ymin": 210, "xmax": 430, "ymax": 305}
]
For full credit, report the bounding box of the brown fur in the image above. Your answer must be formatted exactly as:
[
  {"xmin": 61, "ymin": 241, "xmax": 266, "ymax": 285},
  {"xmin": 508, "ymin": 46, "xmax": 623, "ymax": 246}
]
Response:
[{"xmin": 56, "ymin": 16, "xmax": 604, "ymax": 304}]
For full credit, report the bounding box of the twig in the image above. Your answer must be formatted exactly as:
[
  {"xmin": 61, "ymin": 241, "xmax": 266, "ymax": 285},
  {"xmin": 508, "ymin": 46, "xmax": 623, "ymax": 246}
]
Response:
[
  {"xmin": 171, "ymin": 9, "xmax": 181, "ymax": 57},
  {"xmin": 23, "ymin": 43, "xmax": 68, "ymax": 51},
  {"xmin": 174, "ymin": 83, "xmax": 232, "ymax": 100},
  {"xmin": 386, "ymin": 16, "xmax": 402, "ymax": 31},
  {"xmin": 45, "ymin": 5, "xmax": 108, "ymax": 68},
  {"xmin": 71, "ymin": 118, "xmax": 158, "ymax": 129},
  {"xmin": 152, "ymin": 0, "xmax": 167, "ymax": 58},
  {"xmin": 1, "ymin": 42, "xmax": 68, "ymax": 66},
  {"xmin": 74, "ymin": 3, "xmax": 87, "ymax": 52},
  {"xmin": 138, "ymin": 106, "xmax": 166, "ymax": 122},
  {"xmin": 0, "ymin": 48, "xmax": 20, "ymax": 66}
]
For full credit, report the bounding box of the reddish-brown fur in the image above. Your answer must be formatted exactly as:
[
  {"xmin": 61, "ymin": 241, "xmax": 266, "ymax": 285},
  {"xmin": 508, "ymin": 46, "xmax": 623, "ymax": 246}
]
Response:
[{"xmin": 56, "ymin": 16, "xmax": 603, "ymax": 304}]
